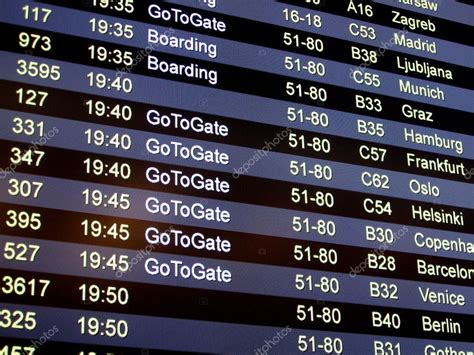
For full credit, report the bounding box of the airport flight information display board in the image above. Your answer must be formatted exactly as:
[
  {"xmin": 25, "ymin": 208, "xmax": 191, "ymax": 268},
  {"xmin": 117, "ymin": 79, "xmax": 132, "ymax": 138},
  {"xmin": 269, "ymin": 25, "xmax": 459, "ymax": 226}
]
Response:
[{"xmin": 0, "ymin": 0, "xmax": 473, "ymax": 353}]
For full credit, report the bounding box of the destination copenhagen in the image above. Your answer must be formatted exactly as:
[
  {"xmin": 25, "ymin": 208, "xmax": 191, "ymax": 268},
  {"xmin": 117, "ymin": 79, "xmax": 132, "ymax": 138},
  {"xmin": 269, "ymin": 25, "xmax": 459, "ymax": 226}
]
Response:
[{"xmin": 414, "ymin": 232, "xmax": 474, "ymax": 256}]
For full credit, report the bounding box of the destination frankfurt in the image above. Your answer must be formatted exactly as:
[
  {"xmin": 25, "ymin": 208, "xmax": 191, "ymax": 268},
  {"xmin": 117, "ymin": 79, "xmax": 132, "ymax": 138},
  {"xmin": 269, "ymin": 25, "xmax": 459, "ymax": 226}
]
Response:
[{"xmin": 406, "ymin": 153, "xmax": 466, "ymax": 176}]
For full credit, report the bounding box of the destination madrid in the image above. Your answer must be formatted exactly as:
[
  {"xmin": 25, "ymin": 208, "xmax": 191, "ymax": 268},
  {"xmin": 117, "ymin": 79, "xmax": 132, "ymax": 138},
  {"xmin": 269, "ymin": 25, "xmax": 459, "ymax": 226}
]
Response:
[{"xmin": 393, "ymin": 32, "xmax": 437, "ymax": 54}]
